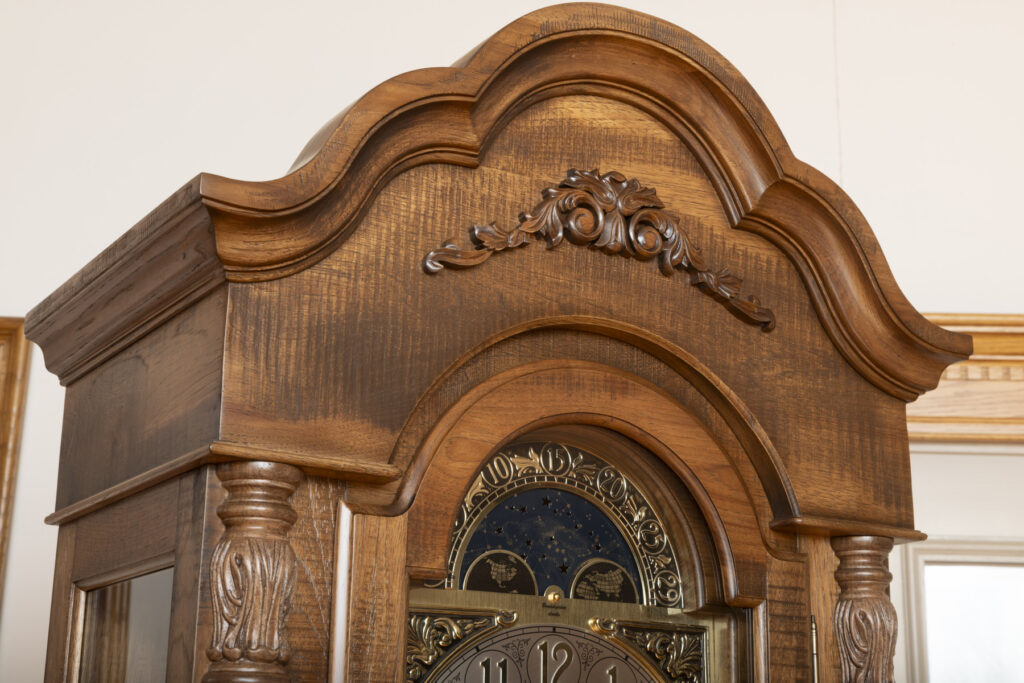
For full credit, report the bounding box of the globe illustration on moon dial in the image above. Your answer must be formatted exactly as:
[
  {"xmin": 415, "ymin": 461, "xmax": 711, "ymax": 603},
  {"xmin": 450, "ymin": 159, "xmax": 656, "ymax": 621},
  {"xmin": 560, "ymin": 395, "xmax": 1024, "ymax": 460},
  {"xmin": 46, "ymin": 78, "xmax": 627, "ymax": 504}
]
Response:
[{"xmin": 459, "ymin": 488, "xmax": 641, "ymax": 603}]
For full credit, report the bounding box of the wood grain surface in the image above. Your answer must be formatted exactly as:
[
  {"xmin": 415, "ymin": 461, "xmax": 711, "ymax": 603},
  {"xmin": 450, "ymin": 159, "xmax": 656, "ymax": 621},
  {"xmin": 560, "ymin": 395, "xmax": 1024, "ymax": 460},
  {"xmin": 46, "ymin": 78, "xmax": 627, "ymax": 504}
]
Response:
[{"xmin": 345, "ymin": 513, "xmax": 408, "ymax": 681}]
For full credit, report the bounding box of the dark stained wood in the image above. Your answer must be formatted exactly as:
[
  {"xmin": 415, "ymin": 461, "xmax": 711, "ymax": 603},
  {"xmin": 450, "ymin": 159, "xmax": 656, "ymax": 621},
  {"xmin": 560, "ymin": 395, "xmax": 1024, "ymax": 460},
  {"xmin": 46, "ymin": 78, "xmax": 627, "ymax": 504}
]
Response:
[
  {"xmin": 209, "ymin": 440, "xmax": 401, "ymax": 483},
  {"xmin": 217, "ymin": 93, "xmax": 930, "ymax": 535},
  {"xmin": 281, "ymin": 474, "xmax": 344, "ymax": 681},
  {"xmin": 23, "ymin": 4, "xmax": 971, "ymax": 682},
  {"xmin": 78, "ymin": 580, "xmax": 130, "ymax": 683},
  {"xmin": 55, "ymin": 287, "xmax": 226, "ymax": 509},
  {"xmin": 44, "ymin": 479, "xmax": 180, "ymax": 683},
  {"xmin": 44, "ymin": 525, "xmax": 79, "ymax": 683},
  {"xmin": 403, "ymin": 361, "xmax": 769, "ymax": 607},
  {"xmin": 26, "ymin": 6, "xmax": 968, "ymax": 397},
  {"xmin": 423, "ymin": 168, "xmax": 777, "ymax": 328},
  {"xmin": 169, "ymin": 467, "xmax": 217, "ymax": 682},
  {"xmin": 46, "ymin": 446, "xmax": 215, "ymax": 526},
  {"xmin": 807, "ymin": 534, "xmax": 842, "ymax": 683},
  {"xmin": 26, "ymin": 179, "xmax": 222, "ymax": 386},
  {"xmin": 766, "ymin": 555, "xmax": 812, "ymax": 681}
]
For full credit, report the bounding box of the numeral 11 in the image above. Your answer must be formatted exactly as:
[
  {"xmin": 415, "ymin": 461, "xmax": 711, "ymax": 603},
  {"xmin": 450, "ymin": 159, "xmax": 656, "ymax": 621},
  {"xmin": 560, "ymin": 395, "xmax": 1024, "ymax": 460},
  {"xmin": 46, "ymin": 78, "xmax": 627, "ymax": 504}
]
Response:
[{"xmin": 480, "ymin": 657, "xmax": 508, "ymax": 683}]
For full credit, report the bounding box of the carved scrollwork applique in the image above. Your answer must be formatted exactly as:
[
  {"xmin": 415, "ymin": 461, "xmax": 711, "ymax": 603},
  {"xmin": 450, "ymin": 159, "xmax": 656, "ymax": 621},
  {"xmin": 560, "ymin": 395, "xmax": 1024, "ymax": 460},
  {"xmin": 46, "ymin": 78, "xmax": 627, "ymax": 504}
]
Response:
[{"xmin": 423, "ymin": 168, "xmax": 775, "ymax": 330}]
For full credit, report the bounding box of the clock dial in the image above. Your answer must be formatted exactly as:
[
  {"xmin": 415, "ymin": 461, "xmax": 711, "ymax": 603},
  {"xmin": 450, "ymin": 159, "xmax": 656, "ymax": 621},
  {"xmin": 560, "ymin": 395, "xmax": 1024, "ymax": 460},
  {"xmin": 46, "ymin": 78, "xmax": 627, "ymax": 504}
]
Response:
[
  {"xmin": 431, "ymin": 624, "xmax": 657, "ymax": 683},
  {"xmin": 410, "ymin": 442, "xmax": 711, "ymax": 683}
]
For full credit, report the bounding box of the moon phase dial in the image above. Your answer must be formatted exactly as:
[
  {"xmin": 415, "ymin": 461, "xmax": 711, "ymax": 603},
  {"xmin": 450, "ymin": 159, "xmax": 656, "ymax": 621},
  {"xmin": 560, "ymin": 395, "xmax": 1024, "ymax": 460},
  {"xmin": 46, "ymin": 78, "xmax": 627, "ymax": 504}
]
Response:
[{"xmin": 411, "ymin": 443, "xmax": 712, "ymax": 683}]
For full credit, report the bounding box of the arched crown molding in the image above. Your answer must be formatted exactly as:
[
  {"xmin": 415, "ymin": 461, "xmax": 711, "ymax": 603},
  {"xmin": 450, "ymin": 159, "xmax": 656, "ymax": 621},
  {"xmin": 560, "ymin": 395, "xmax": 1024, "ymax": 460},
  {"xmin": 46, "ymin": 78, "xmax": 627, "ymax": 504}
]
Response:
[{"xmin": 27, "ymin": 3, "xmax": 969, "ymax": 398}]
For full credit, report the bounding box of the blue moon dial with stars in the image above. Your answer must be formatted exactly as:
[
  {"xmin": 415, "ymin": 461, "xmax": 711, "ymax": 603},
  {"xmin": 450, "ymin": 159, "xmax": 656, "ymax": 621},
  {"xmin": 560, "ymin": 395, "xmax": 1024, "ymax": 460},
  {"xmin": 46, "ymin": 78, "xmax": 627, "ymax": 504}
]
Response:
[{"xmin": 458, "ymin": 487, "xmax": 642, "ymax": 602}]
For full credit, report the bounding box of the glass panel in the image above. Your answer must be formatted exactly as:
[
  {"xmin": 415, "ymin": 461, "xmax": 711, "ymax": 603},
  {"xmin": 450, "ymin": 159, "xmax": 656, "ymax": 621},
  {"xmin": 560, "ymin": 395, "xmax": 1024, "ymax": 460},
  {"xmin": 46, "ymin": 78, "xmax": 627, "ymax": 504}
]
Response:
[
  {"xmin": 924, "ymin": 563, "xmax": 1024, "ymax": 683},
  {"xmin": 79, "ymin": 567, "xmax": 174, "ymax": 683}
]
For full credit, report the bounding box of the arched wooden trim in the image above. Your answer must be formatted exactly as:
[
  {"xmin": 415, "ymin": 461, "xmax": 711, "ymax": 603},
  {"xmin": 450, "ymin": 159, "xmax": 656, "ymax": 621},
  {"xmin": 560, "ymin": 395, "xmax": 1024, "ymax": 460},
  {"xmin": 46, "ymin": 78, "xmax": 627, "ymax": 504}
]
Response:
[
  {"xmin": 402, "ymin": 360, "xmax": 768, "ymax": 607},
  {"xmin": 390, "ymin": 316, "xmax": 798, "ymax": 525}
]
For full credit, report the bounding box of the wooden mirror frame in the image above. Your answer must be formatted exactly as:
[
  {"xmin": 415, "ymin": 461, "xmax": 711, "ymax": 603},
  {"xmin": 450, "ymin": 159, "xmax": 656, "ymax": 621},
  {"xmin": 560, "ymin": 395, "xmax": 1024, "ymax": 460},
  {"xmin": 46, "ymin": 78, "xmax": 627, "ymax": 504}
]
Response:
[{"xmin": 0, "ymin": 318, "xmax": 30, "ymax": 624}]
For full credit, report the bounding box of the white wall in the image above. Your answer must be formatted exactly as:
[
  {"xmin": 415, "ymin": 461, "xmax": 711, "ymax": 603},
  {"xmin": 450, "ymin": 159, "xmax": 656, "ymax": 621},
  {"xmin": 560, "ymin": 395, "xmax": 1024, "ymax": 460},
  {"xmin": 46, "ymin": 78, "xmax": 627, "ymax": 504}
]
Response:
[
  {"xmin": 1, "ymin": 1, "xmax": 1021, "ymax": 679},
  {"xmin": 891, "ymin": 444, "xmax": 1024, "ymax": 680}
]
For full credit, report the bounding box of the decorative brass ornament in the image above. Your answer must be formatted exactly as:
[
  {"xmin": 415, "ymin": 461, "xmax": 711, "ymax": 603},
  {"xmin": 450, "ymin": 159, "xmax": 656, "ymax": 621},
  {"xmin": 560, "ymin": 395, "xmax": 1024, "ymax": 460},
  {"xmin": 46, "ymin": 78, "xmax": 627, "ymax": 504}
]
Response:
[
  {"xmin": 590, "ymin": 618, "xmax": 706, "ymax": 683},
  {"xmin": 423, "ymin": 168, "xmax": 775, "ymax": 330},
  {"xmin": 406, "ymin": 609, "xmax": 517, "ymax": 682},
  {"xmin": 448, "ymin": 442, "xmax": 684, "ymax": 609}
]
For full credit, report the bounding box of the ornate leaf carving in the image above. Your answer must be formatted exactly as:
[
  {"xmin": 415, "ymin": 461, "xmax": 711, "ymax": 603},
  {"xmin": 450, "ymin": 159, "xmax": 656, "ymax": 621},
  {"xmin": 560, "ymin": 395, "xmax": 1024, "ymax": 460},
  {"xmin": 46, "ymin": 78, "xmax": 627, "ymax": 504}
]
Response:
[
  {"xmin": 832, "ymin": 536, "xmax": 898, "ymax": 683},
  {"xmin": 207, "ymin": 538, "xmax": 296, "ymax": 666},
  {"xmin": 423, "ymin": 169, "xmax": 775, "ymax": 330},
  {"xmin": 204, "ymin": 462, "xmax": 303, "ymax": 683}
]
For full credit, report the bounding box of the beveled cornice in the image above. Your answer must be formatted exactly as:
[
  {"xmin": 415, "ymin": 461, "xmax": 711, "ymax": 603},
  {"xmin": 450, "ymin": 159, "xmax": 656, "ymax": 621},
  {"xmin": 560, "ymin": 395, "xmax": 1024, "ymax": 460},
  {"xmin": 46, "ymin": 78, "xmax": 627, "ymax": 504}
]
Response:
[{"xmin": 26, "ymin": 3, "xmax": 970, "ymax": 396}]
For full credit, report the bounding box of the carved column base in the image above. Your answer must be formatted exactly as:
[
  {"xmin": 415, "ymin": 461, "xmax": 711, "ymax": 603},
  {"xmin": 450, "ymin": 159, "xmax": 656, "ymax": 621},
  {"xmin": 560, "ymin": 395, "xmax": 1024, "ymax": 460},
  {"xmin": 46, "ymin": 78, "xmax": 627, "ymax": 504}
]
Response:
[
  {"xmin": 203, "ymin": 662, "xmax": 290, "ymax": 683},
  {"xmin": 203, "ymin": 461, "xmax": 303, "ymax": 683},
  {"xmin": 831, "ymin": 535, "xmax": 897, "ymax": 683}
]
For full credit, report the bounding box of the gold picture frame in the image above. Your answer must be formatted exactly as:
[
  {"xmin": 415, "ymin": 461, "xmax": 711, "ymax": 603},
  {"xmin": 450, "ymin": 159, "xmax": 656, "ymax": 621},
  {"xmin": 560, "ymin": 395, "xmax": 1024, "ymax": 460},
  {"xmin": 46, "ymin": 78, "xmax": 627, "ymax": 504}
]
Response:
[{"xmin": 0, "ymin": 318, "xmax": 31, "ymax": 617}]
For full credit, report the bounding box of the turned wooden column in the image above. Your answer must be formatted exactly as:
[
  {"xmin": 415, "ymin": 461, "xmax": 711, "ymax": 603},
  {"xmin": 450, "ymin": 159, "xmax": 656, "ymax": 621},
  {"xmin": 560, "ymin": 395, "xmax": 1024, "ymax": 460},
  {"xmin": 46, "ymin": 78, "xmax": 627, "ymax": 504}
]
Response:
[
  {"xmin": 203, "ymin": 461, "xmax": 304, "ymax": 683},
  {"xmin": 831, "ymin": 535, "xmax": 897, "ymax": 683}
]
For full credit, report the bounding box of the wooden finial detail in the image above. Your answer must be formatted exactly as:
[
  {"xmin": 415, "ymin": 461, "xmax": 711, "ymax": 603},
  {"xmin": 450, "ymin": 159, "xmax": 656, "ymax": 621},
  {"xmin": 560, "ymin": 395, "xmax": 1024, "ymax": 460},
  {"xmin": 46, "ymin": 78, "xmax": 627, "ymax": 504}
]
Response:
[
  {"xmin": 203, "ymin": 461, "xmax": 304, "ymax": 683},
  {"xmin": 831, "ymin": 535, "xmax": 897, "ymax": 683}
]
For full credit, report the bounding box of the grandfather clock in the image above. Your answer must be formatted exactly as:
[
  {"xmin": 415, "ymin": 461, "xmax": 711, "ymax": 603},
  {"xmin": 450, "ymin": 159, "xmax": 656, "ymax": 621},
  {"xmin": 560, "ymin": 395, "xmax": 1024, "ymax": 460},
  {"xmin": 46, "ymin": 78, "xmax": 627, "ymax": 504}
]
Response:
[{"xmin": 26, "ymin": 4, "xmax": 970, "ymax": 682}]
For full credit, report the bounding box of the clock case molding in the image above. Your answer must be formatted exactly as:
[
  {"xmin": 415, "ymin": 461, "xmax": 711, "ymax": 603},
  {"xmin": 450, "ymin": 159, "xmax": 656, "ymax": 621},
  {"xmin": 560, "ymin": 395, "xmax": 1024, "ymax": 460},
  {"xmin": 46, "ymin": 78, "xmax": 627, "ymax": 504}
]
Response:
[{"xmin": 25, "ymin": 4, "xmax": 970, "ymax": 682}]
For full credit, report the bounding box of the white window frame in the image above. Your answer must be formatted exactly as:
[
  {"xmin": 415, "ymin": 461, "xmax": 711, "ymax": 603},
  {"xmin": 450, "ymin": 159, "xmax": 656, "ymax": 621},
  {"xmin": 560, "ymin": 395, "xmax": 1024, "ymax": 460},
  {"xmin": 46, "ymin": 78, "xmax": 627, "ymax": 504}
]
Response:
[{"xmin": 900, "ymin": 538, "xmax": 1024, "ymax": 682}]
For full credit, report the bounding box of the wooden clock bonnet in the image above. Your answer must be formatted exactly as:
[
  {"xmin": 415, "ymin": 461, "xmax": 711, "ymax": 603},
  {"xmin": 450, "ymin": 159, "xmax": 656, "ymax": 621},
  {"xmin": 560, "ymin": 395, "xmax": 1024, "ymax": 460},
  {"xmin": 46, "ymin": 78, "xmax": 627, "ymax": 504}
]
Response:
[{"xmin": 25, "ymin": 3, "xmax": 970, "ymax": 682}]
